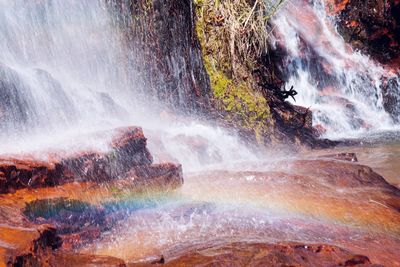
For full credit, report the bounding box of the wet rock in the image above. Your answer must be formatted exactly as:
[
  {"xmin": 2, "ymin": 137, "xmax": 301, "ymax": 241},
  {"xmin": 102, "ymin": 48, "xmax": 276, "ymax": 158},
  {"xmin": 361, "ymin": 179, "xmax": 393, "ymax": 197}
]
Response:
[
  {"xmin": 332, "ymin": 0, "xmax": 400, "ymax": 68},
  {"xmin": 172, "ymin": 134, "xmax": 223, "ymax": 165},
  {"xmin": 320, "ymin": 152, "xmax": 358, "ymax": 162},
  {"xmin": 380, "ymin": 76, "xmax": 400, "ymax": 121},
  {"xmin": 34, "ymin": 68, "xmax": 77, "ymax": 123},
  {"xmin": 289, "ymin": 159, "xmax": 399, "ymax": 190},
  {"xmin": 145, "ymin": 242, "xmax": 378, "ymax": 266},
  {"xmin": 269, "ymin": 100, "xmax": 339, "ymax": 148},
  {"xmin": 24, "ymin": 199, "xmax": 104, "ymax": 231},
  {"xmin": 255, "ymin": 41, "xmax": 340, "ymax": 148},
  {"xmin": 111, "ymin": 0, "xmax": 211, "ymax": 112},
  {"xmin": 0, "ymin": 224, "xmax": 62, "ymax": 267},
  {"xmin": 0, "ymin": 157, "xmax": 62, "ymax": 194},
  {"xmin": 317, "ymin": 96, "xmax": 365, "ymax": 128},
  {"xmin": 0, "ymin": 65, "xmax": 77, "ymax": 134},
  {"xmin": 327, "ymin": 0, "xmax": 400, "ymax": 120},
  {"xmin": 0, "ymin": 126, "xmax": 153, "ymax": 193},
  {"xmin": 54, "ymin": 252, "xmax": 126, "ymax": 267},
  {"xmin": 23, "ymin": 198, "xmax": 111, "ymax": 249},
  {"xmin": 113, "ymin": 163, "xmax": 184, "ymax": 194},
  {"xmin": 98, "ymin": 92, "xmax": 128, "ymax": 117}
]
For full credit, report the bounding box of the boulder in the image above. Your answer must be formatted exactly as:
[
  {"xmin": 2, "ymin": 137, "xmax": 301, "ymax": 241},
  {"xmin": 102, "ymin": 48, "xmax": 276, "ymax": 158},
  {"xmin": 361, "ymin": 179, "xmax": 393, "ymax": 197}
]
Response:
[
  {"xmin": 0, "ymin": 126, "xmax": 153, "ymax": 193},
  {"xmin": 269, "ymin": 100, "xmax": 339, "ymax": 148}
]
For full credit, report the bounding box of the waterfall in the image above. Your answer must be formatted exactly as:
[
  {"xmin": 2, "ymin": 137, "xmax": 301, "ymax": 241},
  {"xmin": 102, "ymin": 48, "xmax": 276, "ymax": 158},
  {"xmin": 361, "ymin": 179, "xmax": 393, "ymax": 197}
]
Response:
[
  {"xmin": 0, "ymin": 0, "xmax": 256, "ymax": 171},
  {"xmin": 271, "ymin": 0, "xmax": 400, "ymax": 139},
  {"xmin": 0, "ymin": 0, "xmax": 134, "ymax": 138},
  {"xmin": 2, "ymin": 0, "xmax": 399, "ymax": 161}
]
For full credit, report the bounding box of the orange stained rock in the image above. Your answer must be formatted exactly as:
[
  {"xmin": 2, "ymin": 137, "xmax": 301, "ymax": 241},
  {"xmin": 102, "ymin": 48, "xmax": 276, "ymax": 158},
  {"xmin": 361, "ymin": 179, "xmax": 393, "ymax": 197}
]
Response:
[{"xmin": 325, "ymin": 0, "xmax": 350, "ymax": 14}]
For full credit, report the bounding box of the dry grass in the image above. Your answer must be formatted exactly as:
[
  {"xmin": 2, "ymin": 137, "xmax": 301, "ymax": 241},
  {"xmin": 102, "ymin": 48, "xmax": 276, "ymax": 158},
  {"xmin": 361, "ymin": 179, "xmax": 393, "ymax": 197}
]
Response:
[{"xmin": 195, "ymin": 0, "xmax": 285, "ymax": 77}]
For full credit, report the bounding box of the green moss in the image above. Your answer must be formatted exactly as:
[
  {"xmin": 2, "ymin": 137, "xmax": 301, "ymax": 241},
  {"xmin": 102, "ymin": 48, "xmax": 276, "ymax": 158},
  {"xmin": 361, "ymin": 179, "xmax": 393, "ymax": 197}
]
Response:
[{"xmin": 194, "ymin": 0, "xmax": 274, "ymax": 143}]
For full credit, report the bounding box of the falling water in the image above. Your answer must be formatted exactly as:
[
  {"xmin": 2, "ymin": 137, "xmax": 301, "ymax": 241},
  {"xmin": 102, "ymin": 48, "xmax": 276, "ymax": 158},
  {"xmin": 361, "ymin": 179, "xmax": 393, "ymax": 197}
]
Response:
[
  {"xmin": 1, "ymin": 1, "xmax": 400, "ymax": 265},
  {"xmin": 0, "ymin": 0, "xmax": 132, "ymax": 135},
  {"xmin": 271, "ymin": 0, "xmax": 400, "ymax": 139},
  {"xmin": 0, "ymin": 0, "xmax": 257, "ymax": 171}
]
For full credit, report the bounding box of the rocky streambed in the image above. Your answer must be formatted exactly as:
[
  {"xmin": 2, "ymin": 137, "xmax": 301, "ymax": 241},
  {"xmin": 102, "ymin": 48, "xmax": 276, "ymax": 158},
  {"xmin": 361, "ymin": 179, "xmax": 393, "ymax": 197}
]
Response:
[
  {"xmin": 0, "ymin": 126, "xmax": 183, "ymax": 266},
  {"xmin": 0, "ymin": 127, "xmax": 399, "ymax": 266}
]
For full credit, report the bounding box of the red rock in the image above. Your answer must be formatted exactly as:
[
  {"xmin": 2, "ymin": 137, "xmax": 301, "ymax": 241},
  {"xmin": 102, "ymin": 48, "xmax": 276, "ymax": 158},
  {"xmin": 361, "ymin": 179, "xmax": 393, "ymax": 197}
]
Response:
[
  {"xmin": 288, "ymin": 159, "xmax": 398, "ymax": 190},
  {"xmin": 145, "ymin": 241, "xmax": 377, "ymax": 267},
  {"xmin": 0, "ymin": 224, "xmax": 62, "ymax": 267},
  {"xmin": 320, "ymin": 152, "xmax": 358, "ymax": 162},
  {"xmin": 314, "ymin": 124, "xmax": 327, "ymax": 135},
  {"xmin": 0, "ymin": 126, "xmax": 153, "ymax": 193},
  {"xmin": 333, "ymin": 0, "xmax": 400, "ymax": 68},
  {"xmin": 325, "ymin": 0, "xmax": 350, "ymax": 14},
  {"xmin": 53, "ymin": 252, "xmax": 126, "ymax": 267}
]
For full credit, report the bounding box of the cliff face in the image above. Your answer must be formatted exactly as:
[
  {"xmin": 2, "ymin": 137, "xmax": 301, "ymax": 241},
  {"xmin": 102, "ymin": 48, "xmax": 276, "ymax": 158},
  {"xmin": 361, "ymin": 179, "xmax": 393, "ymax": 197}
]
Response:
[
  {"xmin": 329, "ymin": 0, "xmax": 400, "ymax": 68},
  {"xmin": 116, "ymin": 0, "xmax": 330, "ymax": 147},
  {"xmin": 111, "ymin": 0, "xmax": 211, "ymax": 113}
]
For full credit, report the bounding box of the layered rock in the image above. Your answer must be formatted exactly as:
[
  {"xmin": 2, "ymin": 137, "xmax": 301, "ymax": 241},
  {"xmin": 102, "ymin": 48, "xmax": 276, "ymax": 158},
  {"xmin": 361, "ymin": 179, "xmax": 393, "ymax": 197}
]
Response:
[{"xmin": 0, "ymin": 126, "xmax": 153, "ymax": 193}]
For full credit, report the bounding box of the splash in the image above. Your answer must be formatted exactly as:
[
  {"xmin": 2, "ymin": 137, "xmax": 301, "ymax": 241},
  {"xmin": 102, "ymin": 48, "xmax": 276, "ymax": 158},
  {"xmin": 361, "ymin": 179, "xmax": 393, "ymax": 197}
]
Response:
[
  {"xmin": 1, "ymin": 2, "xmax": 400, "ymax": 265},
  {"xmin": 271, "ymin": 0, "xmax": 400, "ymax": 139},
  {"xmin": 0, "ymin": 0, "xmax": 257, "ymax": 172}
]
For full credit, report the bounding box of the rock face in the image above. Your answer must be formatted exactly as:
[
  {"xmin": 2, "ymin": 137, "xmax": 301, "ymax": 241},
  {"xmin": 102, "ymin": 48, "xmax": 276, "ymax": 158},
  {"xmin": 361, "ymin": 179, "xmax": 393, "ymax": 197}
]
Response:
[
  {"xmin": 330, "ymin": 0, "xmax": 400, "ymax": 121},
  {"xmin": 157, "ymin": 242, "xmax": 375, "ymax": 267},
  {"xmin": 0, "ymin": 127, "xmax": 153, "ymax": 193},
  {"xmin": 381, "ymin": 76, "xmax": 400, "ymax": 122},
  {"xmin": 331, "ymin": 0, "xmax": 400, "ymax": 68},
  {"xmin": 108, "ymin": 0, "xmax": 334, "ymax": 148},
  {"xmin": 110, "ymin": 0, "xmax": 211, "ymax": 112}
]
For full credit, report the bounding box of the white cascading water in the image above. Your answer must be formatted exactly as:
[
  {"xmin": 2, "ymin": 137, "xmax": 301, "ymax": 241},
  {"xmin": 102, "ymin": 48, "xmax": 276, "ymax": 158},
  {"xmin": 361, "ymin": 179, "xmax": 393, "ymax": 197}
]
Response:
[
  {"xmin": 2, "ymin": 0, "xmax": 398, "ymax": 158},
  {"xmin": 0, "ymin": 0, "xmax": 257, "ymax": 171},
  {"xmin": 0, "ymin": 0, "xmax": 135, "ymax": 139},
  {"xmin": 271, "ymin": 0, "xmax": 400, "ymax": 139},
  {"xmin": 2, "ymin": 1, "xmax": 400, "ymax": 263}
]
